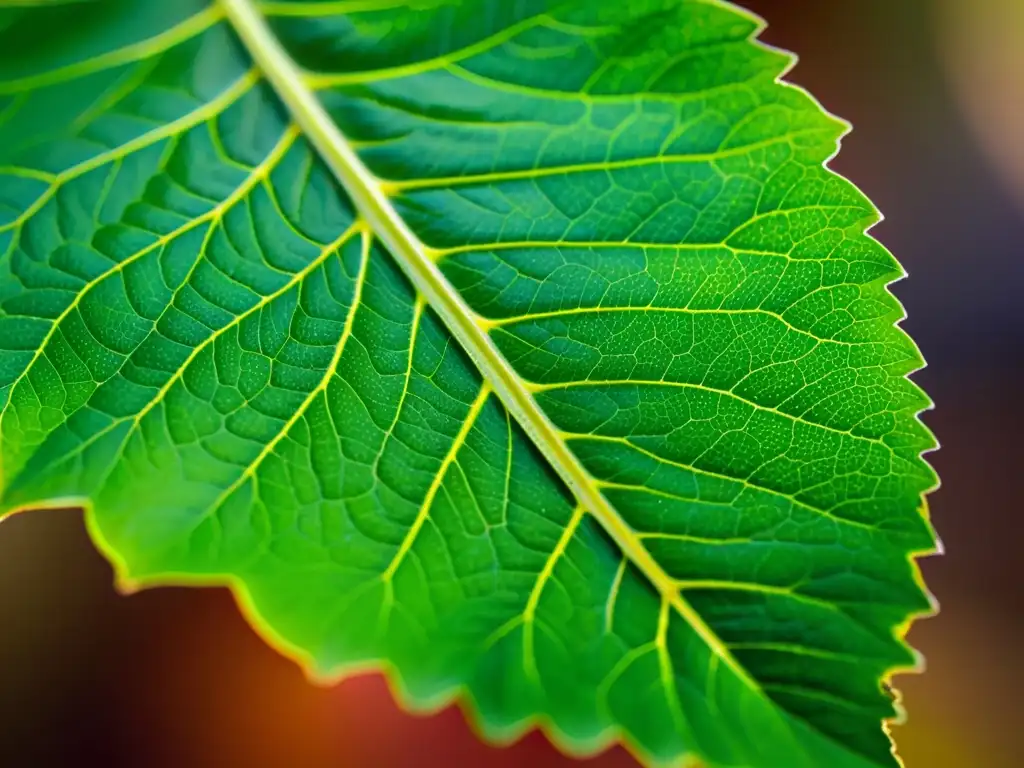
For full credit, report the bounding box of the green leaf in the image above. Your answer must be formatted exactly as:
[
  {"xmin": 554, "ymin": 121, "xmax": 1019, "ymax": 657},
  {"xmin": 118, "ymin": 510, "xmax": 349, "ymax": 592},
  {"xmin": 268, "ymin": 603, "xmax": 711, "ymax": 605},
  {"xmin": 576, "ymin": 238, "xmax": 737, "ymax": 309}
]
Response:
[{"xmin": 0, "ymin": 1, "xmax": 938, "ymax": 765}]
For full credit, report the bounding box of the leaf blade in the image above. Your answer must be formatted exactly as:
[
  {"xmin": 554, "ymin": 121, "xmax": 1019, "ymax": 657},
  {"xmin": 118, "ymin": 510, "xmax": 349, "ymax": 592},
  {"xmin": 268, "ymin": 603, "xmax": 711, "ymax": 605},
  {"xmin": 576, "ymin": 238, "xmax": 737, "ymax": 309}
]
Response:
[{"xmin": 0, "ymin": 1, "xmax": 937, "ymax": 766}]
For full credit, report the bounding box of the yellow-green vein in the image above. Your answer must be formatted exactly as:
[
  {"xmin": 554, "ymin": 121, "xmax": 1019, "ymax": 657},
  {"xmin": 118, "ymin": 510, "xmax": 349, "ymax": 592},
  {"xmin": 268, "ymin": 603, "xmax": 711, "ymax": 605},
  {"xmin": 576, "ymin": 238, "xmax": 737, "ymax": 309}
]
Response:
[
  {"xmin": 0, "ymin": 69, "xmax": 258, "ymax": 236},
  {"xmin": 0, "ymin": 7, "xmax": 223, "ymax": 95},
  {"xmin": 522, "ymin": 504, "xmax": 585, "ymax": 684},
  {"xmin": 377, "ymin": 130, "xmax": 825, "ymax": 194},
  {"xmin": 195, "ymin": 224, "xmax": 372, "ymax": 527},
  {"xmin": 380, "ymin": 384, "xmax": 492, "ymax": 584},
  {"xmin": 0, "ymin": 123, "xmax": 295, "ymax": 483}
]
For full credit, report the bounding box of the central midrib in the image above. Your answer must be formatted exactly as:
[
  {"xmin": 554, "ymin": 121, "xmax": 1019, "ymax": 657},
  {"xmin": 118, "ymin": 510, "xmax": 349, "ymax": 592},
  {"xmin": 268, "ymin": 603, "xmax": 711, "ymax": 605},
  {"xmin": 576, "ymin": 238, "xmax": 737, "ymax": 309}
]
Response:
[{"xmin": 217, "ymin": 0, "xmax": 759, "ymax": 697}]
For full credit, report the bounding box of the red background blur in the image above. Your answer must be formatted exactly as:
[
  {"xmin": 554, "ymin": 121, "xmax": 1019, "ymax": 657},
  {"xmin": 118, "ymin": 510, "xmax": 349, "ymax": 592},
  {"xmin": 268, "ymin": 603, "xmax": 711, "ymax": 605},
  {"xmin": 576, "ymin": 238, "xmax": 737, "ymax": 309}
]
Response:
[{"xmin": 2, "ymin": 1, "xmax": 1022, "ymax": 765}]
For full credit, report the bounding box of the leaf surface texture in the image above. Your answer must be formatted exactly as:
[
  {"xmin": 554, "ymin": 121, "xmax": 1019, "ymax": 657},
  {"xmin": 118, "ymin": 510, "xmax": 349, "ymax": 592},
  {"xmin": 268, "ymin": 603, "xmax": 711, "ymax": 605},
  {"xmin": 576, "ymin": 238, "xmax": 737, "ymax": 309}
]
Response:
[{"xmin": 0, "ymin": 1, "xmax": 937, "ymax": 765}]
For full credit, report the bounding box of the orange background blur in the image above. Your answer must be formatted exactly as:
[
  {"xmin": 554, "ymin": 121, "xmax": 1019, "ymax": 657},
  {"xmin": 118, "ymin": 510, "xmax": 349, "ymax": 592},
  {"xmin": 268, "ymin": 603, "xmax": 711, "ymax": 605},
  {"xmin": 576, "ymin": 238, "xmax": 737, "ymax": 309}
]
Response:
[{"xmin": 2, "ymin": 1, "xmax": 1022, "ymax": 766}]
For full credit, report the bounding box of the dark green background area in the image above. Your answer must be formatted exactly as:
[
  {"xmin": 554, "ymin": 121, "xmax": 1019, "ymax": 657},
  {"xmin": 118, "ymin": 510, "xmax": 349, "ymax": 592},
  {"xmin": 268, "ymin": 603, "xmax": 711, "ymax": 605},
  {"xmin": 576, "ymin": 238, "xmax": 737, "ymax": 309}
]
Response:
[{"xmin": 0, "ymin": 1, "xmax": 1019, "ymax": 766}]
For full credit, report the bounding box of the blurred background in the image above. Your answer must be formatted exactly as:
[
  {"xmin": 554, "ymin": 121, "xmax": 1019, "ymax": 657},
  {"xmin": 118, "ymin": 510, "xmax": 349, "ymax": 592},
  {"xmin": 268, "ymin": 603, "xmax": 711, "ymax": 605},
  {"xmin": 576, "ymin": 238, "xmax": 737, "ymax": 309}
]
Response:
[{"xmin": 1, "ymin": 0, "xmax": 1021, "ymax": 765}]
